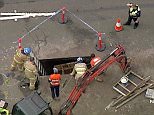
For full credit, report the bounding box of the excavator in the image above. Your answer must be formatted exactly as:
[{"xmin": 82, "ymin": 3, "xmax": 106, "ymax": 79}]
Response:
[{"xmin": 59, "ymin": 45, "xmax": 130, "ymax": 115}]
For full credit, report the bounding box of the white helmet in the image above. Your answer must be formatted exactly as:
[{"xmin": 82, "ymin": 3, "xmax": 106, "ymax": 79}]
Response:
[
  {"xmin": 120, "ymin": 76, "xmax": 128, "ymax": 84},
  {"xmin": 53, "ymin": 68, "xmax": 58, "ymax": 73},
  {"xmin": 77, "ymin": 57, "xmax": 83, "ymax": 63}
]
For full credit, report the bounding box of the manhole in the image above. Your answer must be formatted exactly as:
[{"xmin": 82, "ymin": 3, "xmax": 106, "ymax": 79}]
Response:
[{"xmin": 39, "ymin": 56, "xmax": 91, "ymax": 76}]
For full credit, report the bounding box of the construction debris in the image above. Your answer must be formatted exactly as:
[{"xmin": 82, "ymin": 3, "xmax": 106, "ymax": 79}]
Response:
[{"xmin": 145, "ymin": 88, "xmax": 154, "ymax": 99}]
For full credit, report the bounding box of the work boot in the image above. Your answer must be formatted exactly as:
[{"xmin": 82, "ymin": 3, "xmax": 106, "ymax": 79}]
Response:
[{"xmin": 134, "ymin": 23, "xmax": 139, "ymax": 29}]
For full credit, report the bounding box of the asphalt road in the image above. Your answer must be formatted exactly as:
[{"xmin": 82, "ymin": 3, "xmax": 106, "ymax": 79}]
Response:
[{"xmin": 0, "ymin": 0, "xmax": 154, "ymax": 115}]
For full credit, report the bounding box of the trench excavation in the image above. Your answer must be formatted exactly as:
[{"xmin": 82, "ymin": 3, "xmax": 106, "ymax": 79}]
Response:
[{"xmin": 36, "ymin": 56, "xmax": 91, "ymax": 76}]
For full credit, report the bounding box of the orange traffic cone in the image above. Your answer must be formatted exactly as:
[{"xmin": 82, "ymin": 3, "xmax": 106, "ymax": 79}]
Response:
[
  {"xmin": 95, "ymin": 32, "xmax": 106, "ymax": 52},
  {"xmin": 18, "ymin": 38, "xmax": 22, "ymax": 48},
  {"xmin": 115, "ymin": 19, "xmax": 123, "ymax": 32}
]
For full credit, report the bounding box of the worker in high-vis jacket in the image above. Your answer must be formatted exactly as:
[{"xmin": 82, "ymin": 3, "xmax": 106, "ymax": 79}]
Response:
[
  {"xmin": 90, "ymin": 53, "xmax": 101, "ymax": 67},
  {"xmin": 10, "ymin": 47, "xmax": 31, "ymax": 71},
  {"xmin": 49, "ymin": 68, "xmax": 61, "ymax": 100},
  {"xmin": 70, "ymin": 57, "xmax": 87, "ymax": 83},
  {"xmin": 0, "ymin": 108, "xmax": 9, "ymax": 115},
  {"xmin": 124, "ymin": 3, "xmax": 141, "ymax": 29},
  {"xmin": 24, "ymin": 57, "xmax": 38, "ymax": 90},
  {"xmin": 90, "ymin": 53, "xmax": 104, "ymax": 82}
]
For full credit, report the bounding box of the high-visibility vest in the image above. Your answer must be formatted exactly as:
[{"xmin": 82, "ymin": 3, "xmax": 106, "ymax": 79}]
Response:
[
  {"xmin": 129, "ymin": 5, "xmax": 141, "ymax": 17},
  {"xmin": 90, "ymin": 57, "xmax": 101, "ymax": 67},
  {"xmin": 49, "ymin": 74, "xmax": 61, "ymax": 86},
  {"xmin": 0, "ymin": 108, "xmax": 9, "ymax": 115},
  {"xmin": 75, "ymin": 63, "xmax": 87, "ymax": 75}
]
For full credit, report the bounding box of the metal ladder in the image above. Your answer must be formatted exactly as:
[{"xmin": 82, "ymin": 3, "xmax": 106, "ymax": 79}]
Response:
[{"xmin": 30, "ymin": 52, "xmax": 46, "ymax": 76}]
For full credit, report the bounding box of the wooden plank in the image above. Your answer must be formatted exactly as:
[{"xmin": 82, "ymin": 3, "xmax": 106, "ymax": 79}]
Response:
[
  {"xmin": 117, "ymin": 82, "xmax": 131, "ymax": 93},
  {"xmin": 113, "ymin": 86, "xmax": 127, "ymax": 96},
  {"xmin": 110, "ymin": 95, "xmax": 125, "ymax": 107},
  {"xmin": 105, "ymin": 95, "xmax": 123, "ymax": 110},
  {"xmin": 112, "ymin": 76, "xmax": 151, "ymax": 107},
  {"xmin": 127, "ymin": 72, "xmax": 142, "ymax": 85},
  {"xmin": 126, "ymin": 76, "xmax": 151, "ymax": 96},
  {"xmin": 129, "ymin": 71, "xmax": 143, "ymax": 80},
  {"xmin": 128, "ymin": 79, "xmax": 137, "ymax": 86},
  {"xmin": 115, "ymin": 83, "xmax": 154, "ymax": 109},
  {"xmin": 112, "ymin": 72, "xmax": 151, "ymax": 108}
]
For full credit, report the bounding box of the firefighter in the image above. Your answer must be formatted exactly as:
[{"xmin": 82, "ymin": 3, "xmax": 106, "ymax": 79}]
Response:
[
  {"xmin": 24, "ymin": 57, "xmax": 38, "ymax": 90},
  {"xmin": 124, "ymin": 3, "xmax": 141, "ymax": 29},
  {"xmin": 10, "ymin": 47, "xmax": 31, "ymax": 72},
  {"xmin": 70, "ymin": 57, "xmax": 87, "ymax": 83},
  {"xmin": 90, "ymin": 53, "xmax": 101, "ymax": 67},
  {"xmin": 49, "ymin": 68, "xmax": 61, "ymax": 100},
  {"xmin": 0, "ymin": 108, "xmax": 9, "ymax": 115}
]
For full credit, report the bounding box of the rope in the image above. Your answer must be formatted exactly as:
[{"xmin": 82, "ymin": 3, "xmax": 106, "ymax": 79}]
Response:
[
  {"xmin": 66, "ymin": 9, "xmax": 98, "ymax": 34},
  {"xmin": 13, "ymin": 9, "xmax": 62, "ymax": 44},
  {"xmin": 66, "ymin": 9, "xmax": 113, "ymax": 47}
]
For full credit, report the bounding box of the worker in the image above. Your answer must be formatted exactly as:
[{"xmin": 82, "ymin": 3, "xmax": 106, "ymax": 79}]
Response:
[
  {"xmin": 90, "ymin": 53, "xmax": 101, "ymax": 67},
  {"xmin": 10, "ymin": 47, "xmax": 32, "ymax": 71},
  {"xmin": 90, "ymin": 53, "xmax": 104, "ymax": 82},
  {"xmin": 24, "ymin": 57, "xmax": 38, "ymax": 90},
  {"xmin": 0, "ymin": 108, "xmax": 9, "ymax": 115},
  {"xmin": 49, "ymin": 68, "xmax": 61, "ymax": 100},
  {"xmin": 70, "ymin": 57, "xmax": 87, "ymax": 83},
  {"xmin": 124, "ymin": 3, "xmax": 141, "ymax": 29}
]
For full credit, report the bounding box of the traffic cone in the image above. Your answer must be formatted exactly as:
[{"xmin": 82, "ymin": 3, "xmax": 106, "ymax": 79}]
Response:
[
  {"xmin": 95, "ymin": 32, "xmax": 106, "ymax": 52},
  {"xmin": 115, "ymin": 19, "xmax": 123, "ymax": 32},
  {"xmin": 18, "ymin": 38, "xmax": 22, "ymax": 48},
  {"xmin": 58, "ymin": 7, "xmax": 68, "ymax": 24}
]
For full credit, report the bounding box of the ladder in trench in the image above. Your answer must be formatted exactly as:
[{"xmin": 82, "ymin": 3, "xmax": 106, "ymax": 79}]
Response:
[{"xmin": 30, "ymin": 52, "xmax": 46, "ymax": 76}]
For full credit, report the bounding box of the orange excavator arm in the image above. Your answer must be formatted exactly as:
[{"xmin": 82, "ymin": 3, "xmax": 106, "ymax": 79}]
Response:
[{"xmin": 59, "ymin": 45, "xmax": 130, "ymax": 115}]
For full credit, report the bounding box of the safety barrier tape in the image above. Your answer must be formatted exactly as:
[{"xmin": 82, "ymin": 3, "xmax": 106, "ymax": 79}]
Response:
[
  {"xmin": 66, "ymin": 9, "xmax": 112, "ymax": 46},
  {"xmin": 12, "ymin": 9, "xmax": 62, "ymax": 44},
  {"xmin": 66, "ymin": 9, "xmax": 98, "ymax": 33}
]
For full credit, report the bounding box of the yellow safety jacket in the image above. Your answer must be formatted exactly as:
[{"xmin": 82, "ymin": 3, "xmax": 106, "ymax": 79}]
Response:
[
  {"xmin": 72, "ymin": 63, "xmax": 87, "ymax": 80},
  {"xmin": 14, "ymin": 48, "xmax": 28, "ymax": 64},
  {"xmin": 24, "ymin": 61, "xmax": 37, "ymax": 79},
  {"xmin": 0, "ymin": 108, "xmax": 9, "ymax": 115},
  {"xmin": 129, "ymin": 5, "xmax": 141, "ymax": 18}
]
